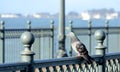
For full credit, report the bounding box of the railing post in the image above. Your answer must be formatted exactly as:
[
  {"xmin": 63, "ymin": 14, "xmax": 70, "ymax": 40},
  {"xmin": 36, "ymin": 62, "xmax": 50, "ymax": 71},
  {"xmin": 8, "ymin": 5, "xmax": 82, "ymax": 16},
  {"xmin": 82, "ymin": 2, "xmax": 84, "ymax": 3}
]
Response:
[
  {"xmin": 0, "ymin": 21, "xmax": 5, "ymax": 63},
  {"xmin": 105, "ymin": 20, "xmax": 109, "ymax": 53},
  {"xmin": 69, "ymin": 20, "xmax": 73, "ymax": 56},
  {"xmin": 50, "ymin": 20, "xmax": 54, "ymax": 58},
  {"xmin": 27, "ymin": 20, "xmax": 31, "ymax": 32},
  {"xmin": 94, "ymin": 30, "xmax": 106, "ymax": 72},
  {"xmin": 20, "ymin": 32, "xmax": 35, "ymax": 72},
  {"xmin": 88, "ymin": 20, "xmax": 92, "ymax": 55},
  {"xmin": 57, "ymin": 0, "xmax": 68, "ymax": 58}
]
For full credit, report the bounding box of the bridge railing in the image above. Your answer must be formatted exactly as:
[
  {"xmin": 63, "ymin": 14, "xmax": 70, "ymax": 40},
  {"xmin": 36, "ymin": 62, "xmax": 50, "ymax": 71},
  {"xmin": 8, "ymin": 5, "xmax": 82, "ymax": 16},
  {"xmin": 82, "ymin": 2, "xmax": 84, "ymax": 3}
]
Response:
[
  {"xmin": 34, "ymin": 53, "xmax": 120, "ymax": 72},
  {"xmin": 0, "ymin": 20, "xmax": 120, "ymax": 64},
  {"xmin": 0, "ymin": 62, "xmax": 29, "ymax": 72},
  {"xmin": 0, "ymin": 21, "xmax": 54, "ymax": 63},
  {"xmin": 67, "ymin": 20, "xmax": 120, "ymax": 56},
  {"xmin": 0, "ymin": 53, "xmax": 120, "ymax": 72},
  {"xmin": 0, "ymin": 30, "xmax": 120, "ymax": 72}
]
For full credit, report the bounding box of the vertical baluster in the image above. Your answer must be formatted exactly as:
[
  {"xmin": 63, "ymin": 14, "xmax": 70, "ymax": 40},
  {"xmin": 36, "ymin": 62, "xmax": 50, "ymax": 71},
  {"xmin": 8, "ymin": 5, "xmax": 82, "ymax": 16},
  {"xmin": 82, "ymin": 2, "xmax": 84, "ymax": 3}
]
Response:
[
  {"xmin": 69, "ymin": 65, "xmax": 74, "ymax": 72},
  {"xmin": 66, "ymin": 65, "xmax": 71, "ymax": 72},
  {"xmin": 76, "ymin": 64, "xmax": 80, "ymax": 72},
  {"xmin": 105, "ymin": 20, "xmax": 109, "ymax": 53},
  {"xmin": 88, "ymin": 20, "xmax": 92, "ymax": 55},
  {"xmin": 46, "ymin": 67, "xmax": 50, "ymax": 72},
  {"xmin": 0, "ymin": 21, "xmax": 5, "ymax": 63},
  {"xmin": 115, "ymin": 59, "xmax": 119, "ymax": 72},
  {"xmin": 50, "ymin": 20, "xmax": 54, "ymax": 58},
  {"xmin": 111, "ymin": 60, "xmax": 114, "ymax": 72},
  {"xmin": 78, "ymin": 64, "xmax": 82, "ymax": 72},
  {"xmin": 118, "ymin": 59, "xmax": 120, "ymax": 71},
  {"xmin": 53, "ymin": 66, "xmax": 57, "ymax": 72},
  {"xmin": 27, "ymin": 20, "xmax": 31, "ymax": 32},
  {"xmin": 20, "ymin": 32, "xmax": 35, "ymax": 72},
  {"xmin": 107, "ymin": 60, "xmax": 111, "ymax": 72},
  {"xmin": 114, "ymin": 59, "xmax": 117, "ymax": 72},
  {"xmin": 87, "ymin": 64, "xmax": 91, "ymax": 72},
  {"xmin": 84, "ymin": 63, "xmax": 88, "ymax": 72},
  {"xmin": 59, "ymin": 66, "xmax": 64, "ymax": 72},
  {"xmin": 69, "ymin": 20, "xmax": 73, "ymax": 57},
  {"xmin": 91, "ymin": 63, "xmax": 95, "ymax": 72},
  {"xmin": 84, "ymin": 65, "xmax": 87, "ymax": 72},
  {"xmin": 113, "ymin": 59, "xmax": 116, "ymax": 72},
  {"xmin": 106, "ymin": 60, "xmax": 109, "ymax": 72},
  {"xmin": 81, "ymin": 64, "xmax": 85, "ymax": 72},
  {"xmin": 72, "ymin": 64, "xmax": 77, "ymax": 72},
  {"xmin": 39, "ymin": 68, "xmax": 43, "ymax": 72},
  {"xmin": 94, "ymin": 30, "xmax": 106, "ymax": 72}
]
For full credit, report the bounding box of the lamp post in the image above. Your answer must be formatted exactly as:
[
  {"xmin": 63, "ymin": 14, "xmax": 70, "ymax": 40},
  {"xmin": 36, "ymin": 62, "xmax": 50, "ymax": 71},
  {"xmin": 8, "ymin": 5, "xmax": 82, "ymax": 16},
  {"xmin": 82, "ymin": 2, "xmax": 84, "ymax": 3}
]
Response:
[{"xmin": 57, "ymin": 0, "xmax": 68, "ymax": 58}]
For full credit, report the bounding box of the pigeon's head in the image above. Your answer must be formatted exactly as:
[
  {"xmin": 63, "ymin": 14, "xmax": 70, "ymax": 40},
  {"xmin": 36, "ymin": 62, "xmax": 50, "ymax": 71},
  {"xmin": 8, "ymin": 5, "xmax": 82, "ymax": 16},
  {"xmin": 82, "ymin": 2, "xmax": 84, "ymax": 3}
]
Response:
[
  {"xmin": 69, "ymin": 32, "xmax": 75, "ymax": 37},
  {"xmin": 69, "ymin": 32, "xmax": 80, "ymax": 42},
  {"xmin": 69, "ymin": 32, "xmax": 77, "ymax": 41}
]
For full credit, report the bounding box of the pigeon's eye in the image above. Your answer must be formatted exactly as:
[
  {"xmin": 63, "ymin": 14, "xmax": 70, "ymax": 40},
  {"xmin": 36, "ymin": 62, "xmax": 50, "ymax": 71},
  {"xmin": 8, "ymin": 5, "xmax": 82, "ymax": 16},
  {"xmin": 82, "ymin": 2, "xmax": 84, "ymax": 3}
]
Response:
[{"xmin": 76, "ymin": 44, "xmax": 80, "ymax": 48}]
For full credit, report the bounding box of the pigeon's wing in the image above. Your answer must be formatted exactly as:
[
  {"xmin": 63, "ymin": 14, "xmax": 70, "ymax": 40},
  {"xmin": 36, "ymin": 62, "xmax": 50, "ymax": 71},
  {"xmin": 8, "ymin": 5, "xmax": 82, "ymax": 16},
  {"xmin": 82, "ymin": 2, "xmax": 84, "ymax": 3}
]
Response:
[
  {"xmin": 69, "ymin": 32, "xmax": 81, "ymax": 54},
  {"xmin": 76, "ymin": 43, "xmax": 93, "ymax": 64},
  {"xmin": 69, "ymin": 32, "xmax": 93, "ymax": 64}
]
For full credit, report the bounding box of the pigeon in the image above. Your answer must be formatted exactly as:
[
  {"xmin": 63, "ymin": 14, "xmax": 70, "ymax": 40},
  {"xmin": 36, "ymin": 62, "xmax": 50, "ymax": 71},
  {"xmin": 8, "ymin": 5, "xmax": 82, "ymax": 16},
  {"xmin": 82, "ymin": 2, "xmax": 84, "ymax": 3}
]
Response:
[{"xmin": 69, "ymin": 32, "xmax": 93, "ymax": 64}]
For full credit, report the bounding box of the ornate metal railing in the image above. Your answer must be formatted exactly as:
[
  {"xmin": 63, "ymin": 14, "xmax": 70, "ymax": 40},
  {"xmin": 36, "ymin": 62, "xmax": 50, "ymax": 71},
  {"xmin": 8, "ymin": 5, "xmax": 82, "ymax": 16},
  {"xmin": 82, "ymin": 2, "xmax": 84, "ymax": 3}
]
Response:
[
  {"xmin": 0, "ymin": 30, "xmax": 120, "ymax": 72},
  {"xmin": 0, "ymin": 62, "xmax": 29, "ymax": 72},
  {"xmin": 0, "ymin": 20, "xmax": 120, "ymax": 64},
  {"xmin": 67, "ymin": 20, "xmax": 120, "ymax": 56},
  {"xmin": 34, "ymin": 56, "xmax": 99, "ymax": 72},
  {"xmin": 0, "ymin": 21, "xmax": 54, "ymax": 63},
  {"xmin": 0, "ymin": 53, "xmax": 120, "ymax": 72}
]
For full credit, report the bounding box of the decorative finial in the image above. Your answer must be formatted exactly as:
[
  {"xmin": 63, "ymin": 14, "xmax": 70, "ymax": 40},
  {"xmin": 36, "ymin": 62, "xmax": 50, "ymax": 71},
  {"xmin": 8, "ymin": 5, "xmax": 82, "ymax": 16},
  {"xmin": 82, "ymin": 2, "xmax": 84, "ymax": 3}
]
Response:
[
  {"xmin": 21, "ymin": 32, "xmax": 35, "ymax": 63},
  {"xmin": 1, "ymin": 21, "xmax": 5, "ymax": 25},
  {"xmin": 69, "ymin": 20, "xmax": 73, "ymax": 24},
  {"xmin": 94, "ymin": 30, "xmax": 106, "ymax": 56},
  {"xmin": 105, "ymin": 20, "xmax": 109, "ymax": 24},
  {"xmin": 0, "ymin": 21, "xmax": 5, "ymax": 29},
  {"xmin": 88, "ymin": 20, "xmax": 92, "ymax": 27},
  {"xmin": 27, "ymin": 20, "xmax": 31, "ymax": 30},
  {"xmin": 27, "ymin": 20, "xmax": 31, "ymax": 25},
  {"xmin": 21, "ymin": 32, "xmax": 34, "ymax": 47},
  {"xmin": 94, "ymin": 30, "xmax": 106, "ymax": 43},
  {"xmin": 50, "ymin": 20, "xmax": 54, "ymax": 24}
]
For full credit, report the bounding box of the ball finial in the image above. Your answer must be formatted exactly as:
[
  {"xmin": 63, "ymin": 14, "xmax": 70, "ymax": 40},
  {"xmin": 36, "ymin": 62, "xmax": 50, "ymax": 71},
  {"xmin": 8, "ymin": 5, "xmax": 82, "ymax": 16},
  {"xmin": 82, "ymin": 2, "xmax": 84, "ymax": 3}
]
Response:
[
  {"xmin": 27, "ymin": 20, "xmax": 31, "ymax": 24},
  {"xmin": 69, "ymin": 20, "xmax": 73, "ymax": 24},
  {"xmin": 94, "ymin": 30, "xmax": 106, "ymax": 42},
  {"xmin": 21, "ymin": 32, "xmax": 34, "ymax": 46},
  {"xmin": 50, "ymin": 20, "xmax": 54, "ymax": 24}
]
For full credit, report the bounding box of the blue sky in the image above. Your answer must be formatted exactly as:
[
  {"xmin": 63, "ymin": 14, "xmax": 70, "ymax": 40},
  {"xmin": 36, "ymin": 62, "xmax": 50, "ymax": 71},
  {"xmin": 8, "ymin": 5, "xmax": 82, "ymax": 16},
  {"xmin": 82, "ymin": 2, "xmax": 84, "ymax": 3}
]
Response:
[{"xmin": 0, "ymin": 0, "xmax": 119, "ymax": 14}]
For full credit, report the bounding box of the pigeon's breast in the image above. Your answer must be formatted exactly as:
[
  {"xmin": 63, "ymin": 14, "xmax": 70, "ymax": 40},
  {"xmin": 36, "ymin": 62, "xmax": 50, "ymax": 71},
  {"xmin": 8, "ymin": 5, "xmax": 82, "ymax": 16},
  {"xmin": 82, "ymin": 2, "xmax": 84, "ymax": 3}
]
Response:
[{"xmin": 71, "ymin": 41, "xmax": 80, "ymax": 53}]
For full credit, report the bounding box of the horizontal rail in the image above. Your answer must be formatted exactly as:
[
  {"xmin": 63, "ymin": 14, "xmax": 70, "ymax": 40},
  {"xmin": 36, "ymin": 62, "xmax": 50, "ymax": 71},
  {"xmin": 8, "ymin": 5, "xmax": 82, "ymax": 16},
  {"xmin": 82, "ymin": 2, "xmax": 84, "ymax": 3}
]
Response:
[
  {"xmin": 0, "ymin": 53, "xmax": 119, "ymax": 71},
  {"xmin": 73, "ymin": 27, "xmax": 120, "ymax": 35},
  {"xmin": 0, "ymin": 62, "xmax": 29, "ymax": 71},
  {"xmin": 0, "ymin": 28, "xmax": 53, "ymax": 38}
]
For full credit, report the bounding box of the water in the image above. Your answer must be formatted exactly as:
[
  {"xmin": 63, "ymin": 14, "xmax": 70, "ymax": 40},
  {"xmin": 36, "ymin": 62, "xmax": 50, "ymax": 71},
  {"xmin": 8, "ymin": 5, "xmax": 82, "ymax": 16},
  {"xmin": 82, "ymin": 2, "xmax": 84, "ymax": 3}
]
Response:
[
  {"xmin": 1, "ymin": 18, "xmax": 120, "ymax": 28},
  {"xmin": 0, "ymin": 18, "xmax": 120, "ymax": 62}
]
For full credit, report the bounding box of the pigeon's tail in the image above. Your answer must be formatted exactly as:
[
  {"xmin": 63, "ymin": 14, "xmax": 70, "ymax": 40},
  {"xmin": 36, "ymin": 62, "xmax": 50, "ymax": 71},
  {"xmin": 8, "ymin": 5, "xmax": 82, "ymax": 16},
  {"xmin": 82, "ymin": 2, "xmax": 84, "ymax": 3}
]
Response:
[{"xmin": 83, "ymin": 55, "xmax": 94, "ymax": 64}]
